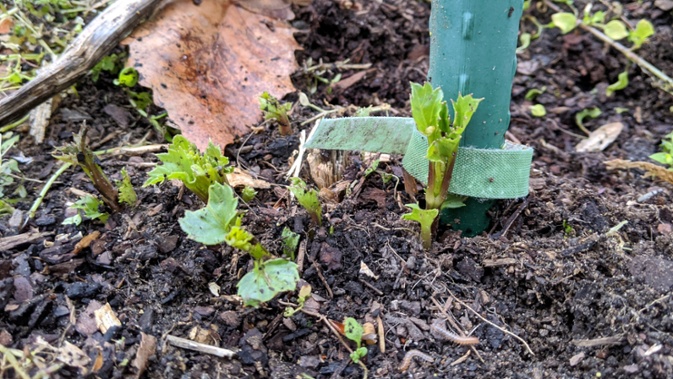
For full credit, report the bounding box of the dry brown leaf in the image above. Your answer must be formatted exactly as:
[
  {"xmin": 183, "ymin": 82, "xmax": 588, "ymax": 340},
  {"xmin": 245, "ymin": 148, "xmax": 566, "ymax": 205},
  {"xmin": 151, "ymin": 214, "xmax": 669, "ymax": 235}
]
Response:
[
  {"xmin": 605, "ymin": 159, "xmax": 673, "ymax": 185},
  {"xmin": 72, "ymin": 230, "xmax": 100, "ymax": 255},
  {"xmin": 228, "ymin": 167, "xmax": 272, "ymax": 189},
  {"xmin": 233, "ymin": 0, "xmax": 294, "ymax": 19},
  {"xmin": 57, "ymin": 341, "xmax": 91, "ymax": 374},
  {"xmin": 575, "ymin": 122, "xmax": 624, "ymax": 152},
  {"xmin": 132, "ymin": 333, "xmax": 157, "ymax": 379},
  {"xmin": 125, "ymin": 0, "xmax": 299, "ymax": 151}
]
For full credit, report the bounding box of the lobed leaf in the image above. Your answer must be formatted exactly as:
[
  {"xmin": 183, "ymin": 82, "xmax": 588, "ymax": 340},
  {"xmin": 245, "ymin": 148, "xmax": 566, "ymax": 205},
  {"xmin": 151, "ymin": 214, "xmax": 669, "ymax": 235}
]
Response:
[
  {"xmin": 179, "ymin": 182, "xmax": 239, "ymax": 245},
  {"xmin": 237, "ymin": 258, "xmax": 299, "ymax": 307},
  {"xmin": 410, "ymin": 82, "xmax": 446, "ymax": 135}
]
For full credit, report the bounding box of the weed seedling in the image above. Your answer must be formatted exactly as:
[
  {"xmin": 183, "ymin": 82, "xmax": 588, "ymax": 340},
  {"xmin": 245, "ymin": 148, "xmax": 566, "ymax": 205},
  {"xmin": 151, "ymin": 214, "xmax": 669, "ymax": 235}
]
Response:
[
  {"xmin": 144, "ymin": 135, "xmax": 232, "ymax": 202},
  {"xmin": 179, "ymin": 182, "xmax": 299, "ymax": 307},
  {"xmin": 62, "ymin": 195, "xmax": 109, "ymax": 226},
  {"xmin": 344, "ymin": 317, "xmax": 368, "ymax": 364},
  {"xmin": 281, "ymin": 226, "xmax": 300, "ymax": 260},
  {"xmin": 0, "ymin": 132, "xmax": 24, "ymax": 201},
  {"xmin": 288, "ymin": 177, "xmax": 322, "ymax": 226},
  {"xmin": 403, "ymin": 82, "xmax": 481, "ymax": 249},
  {"xmin": 283, "ymin": 284, "xmax": 311, "ymax": 317},
  {"xmin": 241, "ymin": 186, "xmax": 257, "ymax": 203},
  {"xmin": 650, "ymin": 131, "xmax": 673, "ymax": 168},
  {"xmin": 259, "ymin": 92, "xmax": 292, "ymax": 135}
]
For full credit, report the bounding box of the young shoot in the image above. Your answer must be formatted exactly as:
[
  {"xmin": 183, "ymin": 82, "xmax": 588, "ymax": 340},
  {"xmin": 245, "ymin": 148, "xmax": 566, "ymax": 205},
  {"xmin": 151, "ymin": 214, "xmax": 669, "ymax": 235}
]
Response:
[
  {"xmin": 344, "ymin": 317, "xmax": 368, "ymax": 364},
  {"xmin": 144, "ymin": 135, "xmax": 232, "ymax": 202},
  {"xmin": 62, "ymin": 195, "xmax": 109, "ymax": 226},
  {"xmin": 259, "ymin": 91, "xmax": 292, "ymax": 135},
  {"xmin": 288, "ymin": 177, "xmax": 322, "ymax": 226},
  {"xmin": 403, "ymin": 82, "xmax": 481, "ymax": 248},
  {"xmin": 179, "ymin": 182, "xmax": 299, "ymax": 307}
]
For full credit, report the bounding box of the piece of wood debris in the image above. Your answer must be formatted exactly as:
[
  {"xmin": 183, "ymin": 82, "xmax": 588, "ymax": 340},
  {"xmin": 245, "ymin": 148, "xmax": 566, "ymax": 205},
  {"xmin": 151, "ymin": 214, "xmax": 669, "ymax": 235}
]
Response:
[{"xmin": 165, "ymin": 334, "xmax": 237, "ymax": 358}]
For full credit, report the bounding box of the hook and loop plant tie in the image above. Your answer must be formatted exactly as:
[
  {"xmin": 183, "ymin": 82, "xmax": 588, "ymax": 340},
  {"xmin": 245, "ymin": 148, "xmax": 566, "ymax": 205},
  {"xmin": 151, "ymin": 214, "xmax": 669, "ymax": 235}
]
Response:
[{"xmin": 305, "ymin": 117, "xmax": 533, "ymax": 199}]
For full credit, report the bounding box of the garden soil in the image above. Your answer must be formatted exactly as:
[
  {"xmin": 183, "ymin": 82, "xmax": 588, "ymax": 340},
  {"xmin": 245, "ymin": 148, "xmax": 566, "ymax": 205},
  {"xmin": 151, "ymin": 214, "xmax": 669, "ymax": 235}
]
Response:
[{"xmin": 2, "ymin": 0, "xmax": 673, "ymax": 378}]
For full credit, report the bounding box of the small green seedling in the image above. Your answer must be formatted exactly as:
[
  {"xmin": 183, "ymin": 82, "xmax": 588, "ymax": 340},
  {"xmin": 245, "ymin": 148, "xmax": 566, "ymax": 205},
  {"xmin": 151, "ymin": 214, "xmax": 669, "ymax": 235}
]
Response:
[
  {"xmin": 179, "ymin": 182, "xmax": 299, "ymax": 307},
  {"xmin": 241, "ymin": 186, "xmax": 257, "ymax": 203},
  {"xmin": 402, "ymin": 82, "xmax": 480, "ymax": 248},
  {"xmin": 114, "ymin": 67, "xmax": 139, "ymax": 87},
  {"xmin": 575, "ymin": 107, "xmax": 602, "ymax": 135},
  {"xmin": 344, "ymin": 317, "xmax": 368, "ymax": 364},
  {"xmin": 524, "ymin": 87, "xmax": 546, "ymax": 101},
  {"xmin": 289, "ymin": 177, "xmax": 322, "ymax": 226},
  {"xmin": 606, "ymin": 70, "xmax": 629, "ymax": 97},
  {"xmin": 650, "ymin": 132, "xmax": 673, "ymax": 168},
  {"xmin": 63, "ymin": 195, "xmax": 109, "ymax": 226},
  {"xmin": 54, "ymin": 127, "xmax": 121, "ymax": 212},
  {"xmin": 628, "ymin": 20, "xmax": 655, "ymax": 50},
  {"xmin": 144, "ymin": 135, "xmax": 232, "ymax": 202},
  {"xmin": 550, "ymin": 12, "xmax": 577, "ymax": 34},
  {"xmin": 90, "ymin": 53, "xmax": 123, "ymax": 82},
  {"xmin": 259, "ymin": 91, "xmax": 292, "ymax": 135},
  {"xmin": 530, "ymin": 104, "xmax": 547, "ymax": 117},
  {"xmin": 281, "ymin": 226, "xmax": 300, "ymax": 260},
  {"xmin": 116, "ymin": 167, "xmax": 137, "ymax": 206},
  {"xmin": 283, "ymin": 284, "xmax": 311, "ymax": 317}
]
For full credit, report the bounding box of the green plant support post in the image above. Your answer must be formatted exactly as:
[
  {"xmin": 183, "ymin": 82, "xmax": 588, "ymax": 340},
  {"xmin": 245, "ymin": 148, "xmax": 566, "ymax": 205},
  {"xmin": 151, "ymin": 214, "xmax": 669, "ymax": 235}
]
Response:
[
  {"xmin": 304, "ymin": 0, "xmax": 532, "ymax": 236},
  {"xmin": 430, "ymin": 0, "xmax": 523, "ymax": 235}
]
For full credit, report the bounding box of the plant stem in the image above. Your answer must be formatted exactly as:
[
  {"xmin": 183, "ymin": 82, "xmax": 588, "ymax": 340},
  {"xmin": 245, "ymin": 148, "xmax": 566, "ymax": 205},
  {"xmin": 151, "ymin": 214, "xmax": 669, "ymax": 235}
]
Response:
[{"xmin": 24, "ymin": 162, "xmax": 71, "ymax": 228}]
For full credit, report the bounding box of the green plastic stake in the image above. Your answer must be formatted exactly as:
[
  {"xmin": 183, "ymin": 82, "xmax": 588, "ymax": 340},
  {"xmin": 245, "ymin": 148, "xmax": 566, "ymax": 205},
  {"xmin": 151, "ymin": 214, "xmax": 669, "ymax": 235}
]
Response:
[
  {"xmin": 430, "ymin": 0, "xmax": 524, "ymax": 235},
  {"xmin": 305, "ymin": 0, "xmax": 531, "ymax": 236}
]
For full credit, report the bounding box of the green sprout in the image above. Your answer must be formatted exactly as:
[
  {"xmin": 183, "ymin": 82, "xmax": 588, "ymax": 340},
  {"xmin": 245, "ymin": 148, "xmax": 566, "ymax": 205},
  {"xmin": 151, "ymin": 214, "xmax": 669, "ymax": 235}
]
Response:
[
  {"xmin": 628, "ymin": 20, "xmax": 655, "ymax": 50},
  {"xmin": 62, "ymin": 195, "xmax": 109, "ymax": 226},
  {"xmin": 403, "ymin": 82, "xmax": 481, "ymax": 248},
  {"xmin": 179, "ymin": 182, "xmax": 299, "ymax": 307},
  {"xmin": 90, "ymin": 53, "xmax": 123, "ymax": 82},
  {"xmin": 116, "ymin": 167, "xmax": 137, "ymax": 206},
  {"xmin": 0, "ymin": 133, "xmax": 23, "ymax": 200},
  {"xmin": 114, "ymin": 67, "xmax": 139, "ymax": 87},
  {"xmin": 530, "ymin": 104, "xmax": 547, "ymax": 117},
  {"xmin": 283, "ymin": 284, "xmax": 311, "ymax": 317},
  {"xmin": 288, "ymin": 177, "xmax": 322, "ymax": 226},
  {"xmin": 606, "ymin": 70, "xmax": 629, "ymax": 97},
  {"xmin": 241, "ymin": 186, "xmax": 257, "ymax": 203},
  {"xmin": 650, "ymin": 132, "xmax": 673, "ymax": 168},
  {"xmin": 143, "ymin": 135, "xmax": 232, "ymax": 202},
  {"xmin": 344, "ymin": 317, "xmax": 368, "ymax": 364},
  {"xmin": 281, "ymin": 226, "xmax": 300, "ymax": 260},
  {"xmin": 259, "ymin": 91, "xmax": 293, "ymax": 135}
]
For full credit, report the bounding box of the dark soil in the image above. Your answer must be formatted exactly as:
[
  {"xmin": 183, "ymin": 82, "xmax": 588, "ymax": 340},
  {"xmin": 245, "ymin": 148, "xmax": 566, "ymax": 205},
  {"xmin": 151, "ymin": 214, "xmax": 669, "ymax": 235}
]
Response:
[{"xmin": 2, "ymin": 0, "xmax": 673, "ymax": 378}]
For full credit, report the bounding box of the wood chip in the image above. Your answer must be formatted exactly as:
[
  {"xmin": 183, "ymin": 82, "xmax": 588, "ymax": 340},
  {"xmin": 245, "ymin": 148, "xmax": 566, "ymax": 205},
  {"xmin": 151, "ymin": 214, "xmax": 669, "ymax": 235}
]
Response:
[
  {"xmin": 165, "ymin": 334, "xmax": 236, "ymax": 358},
  {"xmin": 575, "ymin": 122, "xmax": 623, "ymax": 152},
  {"xmin": 132, "ymin": 333, "xmax": 157, "ymax": 379},
  {"xmin": 94, "ymin": 303, "xmax": 122, "ymax": 334}
]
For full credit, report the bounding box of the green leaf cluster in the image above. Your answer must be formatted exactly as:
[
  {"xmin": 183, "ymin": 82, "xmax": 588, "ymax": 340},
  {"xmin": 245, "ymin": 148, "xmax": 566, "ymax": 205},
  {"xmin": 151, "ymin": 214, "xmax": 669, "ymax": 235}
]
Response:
[
  {"xmin": 289, "ymin": 177, "xmax": 322, "ymax": 226},
  {"xmin": 179, "ymin": 182, "xmax": 299, "ymax": 307},
  {"xmin": 344, "ymin": 317, "xmax": 368, "ymax": 364},
  {"xmin": 650, "ymin": 132, "xmax": 673, "ymax": 168},
  {"xmin": 241, "ymin": 186, "xmax": 257, "ymax": 202},
  {"xmin": 281, "ymin": 226, "xmax": 300, "ymax": 260},
  {"xmin": 62, "ymin": 195, "xmax": 109, "ymax": 226},
  {"xmin": 90, "ymin": 54, "xmax": 123, "ymax": 82},
  {"xmin": 114, "ymin": 67, "xmax": 139, "ymax": 87},
  {"xmin": 116, "ymin": 168, "xmax": 137, "ymax": 206},
  {"xmin": 259, "ymin": 91, "xmax": 292, "ymax": 135},
  {"xmin": 144, "ymin": 135, "xmax": 232, "ymax": 202},
  {"xmin": 628, "ymin": 20, "xmax": 655, "ymax": 50}
]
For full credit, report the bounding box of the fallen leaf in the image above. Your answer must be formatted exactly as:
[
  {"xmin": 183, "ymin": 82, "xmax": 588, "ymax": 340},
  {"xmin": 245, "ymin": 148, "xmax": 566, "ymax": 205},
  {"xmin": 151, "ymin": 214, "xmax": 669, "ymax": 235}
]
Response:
[
  {"xmin": 233, "ymin": 0, "xmax": 294, "ymax": 19},
  {"xmin": 228, "ymin": 167, "xmax": 272, "ymax": 189},
  {"xmin": 57, "ymin": 341, "xmax": 91, "ymax": 374},
  {"xmin": 72, "ymin": 230, "xmax": 101, "ymax": 255},
  {"xmin": 575, "ymin": 122, "xmax": 624, "ymax": 152},
  {"xmin": 359, "ymin": 261, "xmax": 379, "ymax": 280},
  {"xmin": 132, "ymin": 333, "xmax": 157, "ymax": 379},
  {"xmin": 125, "ymin": 0, "xmax": 299, "ymax": 151}
]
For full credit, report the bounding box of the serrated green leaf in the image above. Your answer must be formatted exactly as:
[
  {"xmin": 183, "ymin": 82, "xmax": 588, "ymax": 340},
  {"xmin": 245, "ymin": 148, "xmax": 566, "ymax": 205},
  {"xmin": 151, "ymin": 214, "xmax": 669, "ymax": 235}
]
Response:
[
  {"xmin": 143, "ymin": 135, "xmax": 231, "ymax": 202},
  {"xmin": 603, "ymin": 20, "xmax": 629, "ymax": 40},
  {"xmin": 410, "ymin": 82, "xmax": 445, "ymax": 135},
  {"xmin": 606, "ymin": 71, "xmax": 629, "ymax": 97},
  {"xmin": 551, "ymin": 12, "xmax": 577, "ymax": 34},
  {"xmin": 289, "ymin": 177, "xmax": 322, "ymax": 225},
  {"xmin": 452, "ymin": 94, "xmax": 482, "ymax": 130},
  {"xmin": 63, "ymin": 195, "xmax": 109, "ymax": 225},
  {"xmin": 116, "ymin": 167, "xmax": 137, "ymax": 206},
  {"xmin": 179, "ymin": 182, "xmax": 239, "ymax": 245},
  {"xmin": 237, "ymin": 258, "xmax": 299, "ymax": 307},
  {"xmin": 628, "ymin": 19, "xmax": 654, "ymax": 49}
]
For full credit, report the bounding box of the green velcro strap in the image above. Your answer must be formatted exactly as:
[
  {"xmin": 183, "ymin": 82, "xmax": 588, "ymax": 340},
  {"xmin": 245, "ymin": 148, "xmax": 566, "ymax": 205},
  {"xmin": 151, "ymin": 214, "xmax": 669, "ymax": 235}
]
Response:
[{"xmin": 305, "ymin": 117, "xmax": 533, "ymax": 199}]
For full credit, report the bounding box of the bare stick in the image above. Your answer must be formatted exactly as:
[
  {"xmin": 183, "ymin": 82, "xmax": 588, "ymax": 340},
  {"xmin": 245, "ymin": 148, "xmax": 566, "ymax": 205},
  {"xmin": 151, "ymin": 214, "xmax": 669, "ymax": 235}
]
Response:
[
  {"xmin": 165, "ymin": 335, "xmax": 237, "ymax": 358},
  {"xmin": 0, "ymin": 0, "xmax": 164, "ymax": 126}
]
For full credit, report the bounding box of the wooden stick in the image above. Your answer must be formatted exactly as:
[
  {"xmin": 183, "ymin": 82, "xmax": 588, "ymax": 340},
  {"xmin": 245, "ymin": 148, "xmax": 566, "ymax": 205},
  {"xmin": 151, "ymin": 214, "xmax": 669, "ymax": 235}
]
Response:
[
  {"xmin": 0, "ymin": 0, "xmax": 164, "ymax": 126},
  {"xmin": 165, "ymin": 335, "xmax": 237, "ymax": 358}
]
